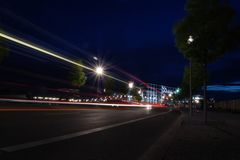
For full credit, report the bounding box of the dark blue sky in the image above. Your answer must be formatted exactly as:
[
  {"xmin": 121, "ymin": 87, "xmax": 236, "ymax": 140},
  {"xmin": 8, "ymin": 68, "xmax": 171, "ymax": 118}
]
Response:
[{"xmin": 1, "ymin": 0, "xmax": 240, "ymax": 92}]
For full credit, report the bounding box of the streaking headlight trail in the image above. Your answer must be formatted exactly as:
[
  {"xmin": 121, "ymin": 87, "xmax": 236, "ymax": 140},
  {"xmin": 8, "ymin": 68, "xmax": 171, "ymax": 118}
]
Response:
[
  {"xmin": 0, "ymin": 31, "xmax": 127, "ymax": 84},
  {"xmin": 0, "ymin": 98, "xmax": 152, "ymax": 109}
]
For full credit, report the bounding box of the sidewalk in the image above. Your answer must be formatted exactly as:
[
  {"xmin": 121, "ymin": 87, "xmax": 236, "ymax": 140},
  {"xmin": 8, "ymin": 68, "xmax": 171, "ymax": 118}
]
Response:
[{"xmin": 163, "ymin": 111, "xmax": 240, "ymax": 160}]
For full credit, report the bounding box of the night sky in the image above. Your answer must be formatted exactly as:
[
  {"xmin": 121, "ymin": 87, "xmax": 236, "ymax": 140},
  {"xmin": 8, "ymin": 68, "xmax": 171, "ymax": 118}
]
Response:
[{"xmin": 0, "ymin": 0, "xmax": 240, "ymax": 98}]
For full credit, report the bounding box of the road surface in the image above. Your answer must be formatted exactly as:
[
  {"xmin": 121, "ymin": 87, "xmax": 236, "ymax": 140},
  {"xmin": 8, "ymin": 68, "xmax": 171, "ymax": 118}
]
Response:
[{"xmin": 0, "ymin": 103, "xmax": 180, "ymax": 160}]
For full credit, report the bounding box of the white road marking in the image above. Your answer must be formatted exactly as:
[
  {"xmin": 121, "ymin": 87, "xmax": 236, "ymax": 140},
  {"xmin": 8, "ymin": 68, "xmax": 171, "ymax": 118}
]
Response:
[{"xmin": 0, "ymin": 111, "xmax": 170, "ymax": 152}]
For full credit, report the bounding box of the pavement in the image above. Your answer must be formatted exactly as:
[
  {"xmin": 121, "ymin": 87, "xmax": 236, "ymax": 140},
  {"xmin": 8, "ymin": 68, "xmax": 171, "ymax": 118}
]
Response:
[{"xmin": 160, "ymin": 111, "xmax": 240, "ymax": 160}]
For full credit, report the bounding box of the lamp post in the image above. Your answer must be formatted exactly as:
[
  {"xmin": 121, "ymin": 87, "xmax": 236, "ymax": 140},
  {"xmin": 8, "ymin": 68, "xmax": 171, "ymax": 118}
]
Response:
[
  {"xmin": 128, "ymin": 82, "xmax": 134, "ymax": 102},
  {"xmin": 187, "ymin": 35, "xmax": 194, "ymax": 118},
  {"xmin": 95, "ymin": 66, "xmax": 104, "ymax": 99}
]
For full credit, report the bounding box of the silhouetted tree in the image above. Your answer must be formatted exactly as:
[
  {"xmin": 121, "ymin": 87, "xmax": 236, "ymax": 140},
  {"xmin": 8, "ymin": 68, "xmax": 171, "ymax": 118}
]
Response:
[
  {"xmin": 71, "ymin": 61, "xmax": 87, "ymax": 88},
  {"xmin": 118, "ymin": 83, "xmax": 128, "ymax": 95},
  {"xmin": 130, "ymin": 88, "xmax": 142, "ymax": 103},
  {"xmin": 103, "ymin": 77, "xmax": 115, "ymax": 95},
  {"xmin": 174, "ymin": 0, "xmax": 239, "ymax": 122}
]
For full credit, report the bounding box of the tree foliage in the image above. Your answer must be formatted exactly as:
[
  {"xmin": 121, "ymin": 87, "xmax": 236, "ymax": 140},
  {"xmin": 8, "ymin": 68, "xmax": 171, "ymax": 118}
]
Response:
[
  {"xmin": 71, "ymin": 61, "xmax": 87, "ymax": 88},
  {"xmin": 118, "ymin": 83, "xmax": 128, "ymax": 95},
  {"xmin": 174, "ymin": 0, "xmax": 237, "ymax": 64},
  {"xmin": 103, "ymin": 77, "xmax": 115, "ymax": 95},
  {"xmin": 174, "ymin": 0, "xmax": 240, "ymax": 120},
  {"xmin": 174, "ymin": 0, "xmax": 239, "ymax": 101},
  {"xmin": 130, "ymin": 88, "xmax": 142, "ymax": 102}
]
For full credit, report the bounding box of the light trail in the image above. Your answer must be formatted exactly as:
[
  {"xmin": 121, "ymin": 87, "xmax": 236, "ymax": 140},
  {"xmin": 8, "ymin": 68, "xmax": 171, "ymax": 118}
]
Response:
[
  {"xmin": 0, "ymin": 31, "xmax": 128, "ymax": 84},
  {"xmin": 0, "ymin": 98, "xmax": 152, "ymax": 108}
]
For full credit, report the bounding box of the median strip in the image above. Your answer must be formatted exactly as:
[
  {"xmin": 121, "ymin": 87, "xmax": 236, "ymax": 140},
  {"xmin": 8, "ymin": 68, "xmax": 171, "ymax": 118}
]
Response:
[{"xmin": 0, "ymin": 110, "xmax": 171, "ymax": 152}]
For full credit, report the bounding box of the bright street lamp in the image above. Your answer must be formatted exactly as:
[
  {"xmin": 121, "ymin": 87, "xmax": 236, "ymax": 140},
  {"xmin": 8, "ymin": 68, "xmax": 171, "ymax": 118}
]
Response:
[
  {"xmin": 95, "ymin": 66, "xmax": 104, "ymax": 75},
  {"xmin": 138, "ymin": 89, "xmax": 141, "ymax": 94},
  {"xmin": 175, "ymin": 88, "xmax": 180, "ymax": 94},
  {"xmin": 187, "ymin": 35, "xmax": 194, "ymax": 44},
  {"xmin": 128, "ymin": 82, "xmax": 134, "ymax": 89}
]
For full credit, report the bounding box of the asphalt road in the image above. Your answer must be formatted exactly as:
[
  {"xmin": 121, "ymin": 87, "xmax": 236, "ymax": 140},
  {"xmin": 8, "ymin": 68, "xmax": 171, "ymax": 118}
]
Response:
[{"xmin": 0, "ymin": 104, "xmax": 180, "ymax": 160}]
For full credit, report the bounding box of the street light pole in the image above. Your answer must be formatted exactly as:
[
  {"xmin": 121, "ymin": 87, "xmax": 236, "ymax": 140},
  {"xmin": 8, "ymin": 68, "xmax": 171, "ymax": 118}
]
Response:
[
  {"xmin": 189, "ymin": 58, "xmax": 192, "ymax": 118},
  {"xmin": 128, "ymin": 82, "xmax": 134, "ymax": 102},
  {"xmin": 187, "ymin": 35, "xmax": 194, "ymax": 118},
  {"xmin": 95, "ymin": 66, "xmax": 104, "ymax": 100}
]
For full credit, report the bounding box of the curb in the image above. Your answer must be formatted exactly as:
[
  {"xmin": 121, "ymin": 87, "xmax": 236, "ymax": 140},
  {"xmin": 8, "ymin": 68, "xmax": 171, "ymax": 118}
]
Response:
[{"xmin": 138, "ymin": 112, "xmax": 185, "ymax": 160}]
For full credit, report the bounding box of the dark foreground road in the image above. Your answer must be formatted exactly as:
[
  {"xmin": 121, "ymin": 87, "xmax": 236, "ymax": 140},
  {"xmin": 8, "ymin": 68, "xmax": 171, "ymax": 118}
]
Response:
[{"xmin": 0, "ymin": 104, "xmax": 180, "ymax": 160}]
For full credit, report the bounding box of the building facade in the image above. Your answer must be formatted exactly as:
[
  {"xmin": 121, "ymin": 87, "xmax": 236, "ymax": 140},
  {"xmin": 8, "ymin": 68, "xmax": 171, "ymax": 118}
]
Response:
[{"xmin": 142, "ymin": 83, "xmax": 178, "ymax": 103}]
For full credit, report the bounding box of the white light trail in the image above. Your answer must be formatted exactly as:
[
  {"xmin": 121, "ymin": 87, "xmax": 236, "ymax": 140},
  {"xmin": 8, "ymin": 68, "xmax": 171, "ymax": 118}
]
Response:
[
  {"xmin": 0, "ymin": 32, "xmax": 93, "ymax": 71},
  {"xmin": 0, "ymin": 31, "xmax": 128, "ymax": 84},
  {"xmin": 0, "ymin": 98, "xmax": 152, "ymax": 108}
]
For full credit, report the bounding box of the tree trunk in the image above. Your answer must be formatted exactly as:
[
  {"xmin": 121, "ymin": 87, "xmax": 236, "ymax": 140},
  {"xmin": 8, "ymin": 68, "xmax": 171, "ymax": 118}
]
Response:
[{"xmin": 203, "ymin": 63, "xmax": 207, "ymax": 124}]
